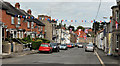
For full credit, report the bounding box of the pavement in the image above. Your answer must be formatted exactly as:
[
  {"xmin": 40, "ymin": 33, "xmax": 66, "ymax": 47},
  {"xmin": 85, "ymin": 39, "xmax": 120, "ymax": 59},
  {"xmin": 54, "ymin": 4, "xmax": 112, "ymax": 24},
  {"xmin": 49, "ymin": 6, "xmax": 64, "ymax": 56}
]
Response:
[
  {"xmin": 95, "ymin": 48, "xmax": 120, "ymax": 66},
  {"xmin": 1, "ymin": 50, "xmax": 38, "ymax": 59}
]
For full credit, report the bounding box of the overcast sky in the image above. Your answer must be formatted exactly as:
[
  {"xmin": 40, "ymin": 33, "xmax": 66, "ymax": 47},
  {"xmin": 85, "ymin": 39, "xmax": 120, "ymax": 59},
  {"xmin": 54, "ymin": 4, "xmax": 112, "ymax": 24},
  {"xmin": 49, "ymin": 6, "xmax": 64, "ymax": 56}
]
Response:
[{"xmin": 4, "ymin": 0, "xmax": 117, "ymax": 28}]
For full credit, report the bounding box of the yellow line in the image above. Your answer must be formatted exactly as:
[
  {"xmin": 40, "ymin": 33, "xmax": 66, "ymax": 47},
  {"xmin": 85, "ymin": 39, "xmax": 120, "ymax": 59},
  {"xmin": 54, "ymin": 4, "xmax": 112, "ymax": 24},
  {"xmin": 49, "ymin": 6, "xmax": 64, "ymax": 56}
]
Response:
[{"xmin": 95, "ymin": 51, "xmax": 105, "ymax": 66}]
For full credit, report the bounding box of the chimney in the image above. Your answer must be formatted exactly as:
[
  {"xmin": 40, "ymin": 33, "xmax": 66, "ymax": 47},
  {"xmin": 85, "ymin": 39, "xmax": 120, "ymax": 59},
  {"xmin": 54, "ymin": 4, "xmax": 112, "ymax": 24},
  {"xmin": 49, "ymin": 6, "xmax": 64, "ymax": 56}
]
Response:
[
  {"xmin": 15, "ymin": 3, "xmax": 20, "ymax": 9},
  {"xmin": 27, "ymin": 9, "xmax": 32, "ymax": 15}
]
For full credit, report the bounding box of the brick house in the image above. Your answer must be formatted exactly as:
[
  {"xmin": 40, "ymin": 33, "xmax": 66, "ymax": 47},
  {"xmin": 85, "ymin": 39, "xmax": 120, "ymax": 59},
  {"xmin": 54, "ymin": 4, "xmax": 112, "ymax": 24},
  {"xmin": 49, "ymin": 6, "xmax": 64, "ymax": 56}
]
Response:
[{"xmin": 0, "ymin": 1, "xmax": 45, "ymax": 40}]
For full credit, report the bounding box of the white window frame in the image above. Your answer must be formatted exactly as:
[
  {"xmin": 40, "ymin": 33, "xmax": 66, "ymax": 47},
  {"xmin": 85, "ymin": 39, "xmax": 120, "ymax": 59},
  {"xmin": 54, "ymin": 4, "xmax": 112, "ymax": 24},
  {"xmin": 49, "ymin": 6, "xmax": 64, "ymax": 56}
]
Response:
[
  {"xmin": 18, "ymin": 18, "xmax": 21, "ymax": 24},
  {"xmin": 31, "ymin": 22, "xmax": 34, "ymax": 29},
  {"xmin": 38, "ymin": 26, "xmax": 40, "ymax": 31},
  {"xmin": 116, "ymin": 11, "xmax": 119, "ymax": 22},
  {"xmin": 27, "ymin": 22, "xmax": 30, "ymax": 28},
  {"xmin": 11, "ymin": 17, "xmax": 14, "ymax": 24}
]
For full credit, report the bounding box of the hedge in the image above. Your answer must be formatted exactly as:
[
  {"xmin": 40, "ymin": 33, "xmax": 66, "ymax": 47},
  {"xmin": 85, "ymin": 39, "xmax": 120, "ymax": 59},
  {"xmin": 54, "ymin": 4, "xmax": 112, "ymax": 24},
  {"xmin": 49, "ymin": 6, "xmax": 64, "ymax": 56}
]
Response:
[{"xmin": 32, "ymin": 40, "xmax": 43, "ymax": 50}]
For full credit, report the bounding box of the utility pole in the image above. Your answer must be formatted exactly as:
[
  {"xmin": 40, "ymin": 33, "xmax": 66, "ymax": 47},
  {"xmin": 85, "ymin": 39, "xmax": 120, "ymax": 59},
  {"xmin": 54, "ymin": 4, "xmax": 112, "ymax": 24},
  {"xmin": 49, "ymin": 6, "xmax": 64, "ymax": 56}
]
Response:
[
  {"xmin": 60, "ymin": 20, "xmax": 63, "ymax": 44},
  {"xmin": 93, "ymin": 20, "xmax": 96, "ymax": 45}
]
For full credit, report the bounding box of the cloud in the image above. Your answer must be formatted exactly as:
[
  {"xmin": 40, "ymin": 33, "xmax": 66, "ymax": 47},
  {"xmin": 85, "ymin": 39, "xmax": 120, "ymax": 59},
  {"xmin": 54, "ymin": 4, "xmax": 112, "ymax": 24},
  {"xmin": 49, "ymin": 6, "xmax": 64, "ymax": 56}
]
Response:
[
  {"xmin": 4, "ymin": 0, "xmax": 116, "ymax": 2},
  {"xmin": 9, "ymin": 2, "xmax": 116, "ymax": 27}
]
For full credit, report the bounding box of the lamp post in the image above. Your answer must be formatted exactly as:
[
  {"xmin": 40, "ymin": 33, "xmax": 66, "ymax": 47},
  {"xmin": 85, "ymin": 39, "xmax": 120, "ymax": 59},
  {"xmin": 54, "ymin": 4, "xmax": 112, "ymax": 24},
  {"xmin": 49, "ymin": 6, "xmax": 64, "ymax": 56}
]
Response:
[
  {"xmin": 60, "ymin": 20, "xmax": 63, "ymax": 44},
  {"xmin": 0, "ymin": 22, "xmax": 3, "ymax": 55}
]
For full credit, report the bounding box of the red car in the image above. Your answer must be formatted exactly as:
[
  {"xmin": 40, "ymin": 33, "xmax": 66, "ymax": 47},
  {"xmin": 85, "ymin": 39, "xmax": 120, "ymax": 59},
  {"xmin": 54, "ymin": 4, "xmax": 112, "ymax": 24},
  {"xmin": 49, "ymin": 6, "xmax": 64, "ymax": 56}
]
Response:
[
  {"xmin": 39, "ymin": 43, "xmax": 52, "ymax": 53},
  {"xmin": 67, "ymin": 44, "xmax": 72, "ymax": 48}
]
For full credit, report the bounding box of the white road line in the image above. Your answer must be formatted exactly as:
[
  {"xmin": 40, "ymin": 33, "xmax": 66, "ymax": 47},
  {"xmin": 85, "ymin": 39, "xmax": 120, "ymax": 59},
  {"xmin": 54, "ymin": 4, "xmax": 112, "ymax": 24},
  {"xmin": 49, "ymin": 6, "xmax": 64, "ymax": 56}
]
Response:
[{"xmin": 95, "ymin": 50, "xmax": 105, "ymax": 66}]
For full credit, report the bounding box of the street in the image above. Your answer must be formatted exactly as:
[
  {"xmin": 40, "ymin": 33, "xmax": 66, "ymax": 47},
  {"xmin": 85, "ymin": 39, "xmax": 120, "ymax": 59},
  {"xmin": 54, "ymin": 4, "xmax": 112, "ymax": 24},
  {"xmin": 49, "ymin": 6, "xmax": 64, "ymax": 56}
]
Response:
[{"xmin": 2, "ymin": 47, "xmax": 100, "ymax": 64}]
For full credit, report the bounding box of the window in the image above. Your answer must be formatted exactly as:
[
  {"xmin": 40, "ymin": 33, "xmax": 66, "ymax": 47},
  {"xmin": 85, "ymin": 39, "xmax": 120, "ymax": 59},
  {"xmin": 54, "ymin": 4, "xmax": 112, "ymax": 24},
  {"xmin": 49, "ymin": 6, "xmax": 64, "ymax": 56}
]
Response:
[
  {"xmin": 11, "ymin": 17, "xmax": 14, "ymax": 24},
  {"xmin": 116, "ymin": 11, "xmax": 119, "ymax": 22},
  {"xmin": 27, "ymin": 22, "xmax": 30, "ymax": 28},
  {"xmin": 31, "ymin": 22, "xmax": 34, "ymax": 29},
  {"xmin": 41, "ymin": 26, "xmax": 43, "ymax": 31},
  {"xmin": 18, "ymin": 18, "xmax": 21, "ymax": 24},
  {"xmin": 38, "ymin": 26, "xmax": 40, "ymax": 31}
]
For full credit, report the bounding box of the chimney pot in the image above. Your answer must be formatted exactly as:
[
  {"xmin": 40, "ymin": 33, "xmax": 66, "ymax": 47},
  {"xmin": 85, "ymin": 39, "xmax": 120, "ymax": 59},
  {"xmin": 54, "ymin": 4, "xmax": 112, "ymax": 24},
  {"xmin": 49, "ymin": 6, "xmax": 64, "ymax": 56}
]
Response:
[
  {"xmin": 27, "ymin": 9, "xmax": 32, "ymax": 15},
  {"xmin": 15, "ymin": 3, "xmax": 20, "ymax": 9}
]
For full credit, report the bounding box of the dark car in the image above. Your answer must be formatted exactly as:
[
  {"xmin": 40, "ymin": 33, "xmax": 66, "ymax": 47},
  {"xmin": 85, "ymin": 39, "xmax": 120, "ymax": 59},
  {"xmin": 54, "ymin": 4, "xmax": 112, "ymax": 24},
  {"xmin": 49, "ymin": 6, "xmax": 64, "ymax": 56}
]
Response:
[{"xmin": 50, "ymin": 43, "xmax": 60, "ymax": 52}]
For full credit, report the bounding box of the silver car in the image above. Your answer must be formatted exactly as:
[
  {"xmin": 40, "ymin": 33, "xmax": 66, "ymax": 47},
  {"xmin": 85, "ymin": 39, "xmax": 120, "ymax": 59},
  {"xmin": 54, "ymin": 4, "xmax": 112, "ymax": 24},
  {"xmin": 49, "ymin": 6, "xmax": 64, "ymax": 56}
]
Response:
[
  {"xmin": 85, "ymin": 44, "xmax": 94, "ymax": 52},
  {"xmin": 59, "ymin": 44, "xmax": 67, "ymax": 50},
  {"xmin": 78, "ymin": 44, "xmax": 83, "ymax": 48}
]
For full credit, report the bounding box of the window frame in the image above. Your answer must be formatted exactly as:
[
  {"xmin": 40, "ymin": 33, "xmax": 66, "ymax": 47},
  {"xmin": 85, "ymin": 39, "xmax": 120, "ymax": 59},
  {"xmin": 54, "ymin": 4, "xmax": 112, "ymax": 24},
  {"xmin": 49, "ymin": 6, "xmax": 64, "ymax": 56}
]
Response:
[
  {"xmin": 27, "ymin": 22, "xmax": 30, "ymax": 28},
  {"xmin": 11, "ymin": 17, "xmax": 14, "ymax": 24},
  {"xmin": 18, "ymin": 18, "xmax": 21, "ymax": 25}
]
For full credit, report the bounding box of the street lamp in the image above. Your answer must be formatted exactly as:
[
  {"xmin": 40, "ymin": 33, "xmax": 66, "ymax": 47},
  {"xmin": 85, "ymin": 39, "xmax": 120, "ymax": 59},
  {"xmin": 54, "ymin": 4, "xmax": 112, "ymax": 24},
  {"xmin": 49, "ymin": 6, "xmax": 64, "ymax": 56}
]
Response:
[{"xmin": 60, "ymin": 20, "xmax": 63, "ymax": 44}]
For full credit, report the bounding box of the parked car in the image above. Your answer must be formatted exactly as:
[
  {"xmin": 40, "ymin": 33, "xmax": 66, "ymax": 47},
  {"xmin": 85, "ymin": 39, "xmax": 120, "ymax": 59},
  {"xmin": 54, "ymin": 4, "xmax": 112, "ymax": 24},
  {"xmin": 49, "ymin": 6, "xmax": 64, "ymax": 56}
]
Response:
[
  {"xmin": 85, "ymin": 44, "xmax": 94, "ymax": 52},
  {"xmin": 78, "ymin": 43, "xmax": 83, "ymax": 48},
  {"xmin": 67, "ymin": 44, "xmax": 74, "ymax": 48},
  {"xmin": 59, "ymin": 44, "xmax": 67, "ymax": 50},
  {"xmin": 50, "ymin": 43, "xmax": 60, "ymax": 52},
  {"xmin": 39, "ymin": 43, "xmax": 52, "ymax": 53}
]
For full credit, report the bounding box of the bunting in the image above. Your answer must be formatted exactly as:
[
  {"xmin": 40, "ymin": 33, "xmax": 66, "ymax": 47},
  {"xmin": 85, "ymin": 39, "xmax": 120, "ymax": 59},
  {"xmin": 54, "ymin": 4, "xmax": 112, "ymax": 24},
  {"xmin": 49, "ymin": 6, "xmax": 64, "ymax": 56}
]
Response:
[{"xmin": 13, "ymin": 14, "xmax": 112, "ymax": 23}]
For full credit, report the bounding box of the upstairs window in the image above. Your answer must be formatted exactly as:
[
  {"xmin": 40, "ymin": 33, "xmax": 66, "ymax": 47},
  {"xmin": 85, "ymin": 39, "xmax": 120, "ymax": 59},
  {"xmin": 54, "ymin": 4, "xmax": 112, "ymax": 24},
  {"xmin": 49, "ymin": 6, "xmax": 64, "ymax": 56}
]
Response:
[
  {"xmin": 18, "ymin": 18, "xmax": 21, "ymax": 24},
  {"xmin": 41, "ymin": 26, "xmax": 43, "ymax": 31},
  {"xmin": 38, "ymin": 26, "xmax": 40, "ymax": 31},
  {"xmin": 116, "ymin": 11, "xmax": 119, "ymax": 22},
  {"xmin": 27, "ymin": 22, "xmax": 30, "ymax": 28},
  {"xmin": 31, "ymin": 22, "xmax": 34, "ymax": 29},
  {"xmin": 11, "ymin": 17, "xmax": 14, "ymax": 24}
]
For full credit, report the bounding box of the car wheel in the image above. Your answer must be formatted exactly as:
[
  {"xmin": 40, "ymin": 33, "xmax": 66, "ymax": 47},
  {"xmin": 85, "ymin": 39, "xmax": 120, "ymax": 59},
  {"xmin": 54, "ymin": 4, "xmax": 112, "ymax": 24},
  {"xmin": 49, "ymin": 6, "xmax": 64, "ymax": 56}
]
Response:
[{"xmin": 85, "ymin": 50, "xmax": 87, "ymax": 52}]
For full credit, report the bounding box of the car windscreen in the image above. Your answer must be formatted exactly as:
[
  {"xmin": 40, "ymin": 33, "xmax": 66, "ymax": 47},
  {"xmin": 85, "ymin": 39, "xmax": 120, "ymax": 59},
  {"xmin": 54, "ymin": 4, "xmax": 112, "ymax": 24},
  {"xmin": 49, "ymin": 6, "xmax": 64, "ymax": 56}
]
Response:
[
  {"xmin": 41, "ymin": 44, "xmax": 49, "ymax": 47},
  {"xmin": 61, "ymin": 44, "xmax": 66, "ymax": 46},
  {"xmin": 87, "ymin": 44, "xmax": 93, "ymax": 47},
  {"xmin": 50, "ymin": 43, "xmax": 57, "ymax": 46},
  {"xmin": 67, "ymin": 44, "xmax": 71, "ymax": 45}
]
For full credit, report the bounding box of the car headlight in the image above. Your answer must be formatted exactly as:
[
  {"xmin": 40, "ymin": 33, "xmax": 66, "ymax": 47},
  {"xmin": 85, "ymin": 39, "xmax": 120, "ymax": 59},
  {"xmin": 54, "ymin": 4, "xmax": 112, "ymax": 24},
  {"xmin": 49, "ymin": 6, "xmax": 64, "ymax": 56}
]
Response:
[{"xmin": 54, "ymin": 46, "xmax": 57, "ymax": 48}]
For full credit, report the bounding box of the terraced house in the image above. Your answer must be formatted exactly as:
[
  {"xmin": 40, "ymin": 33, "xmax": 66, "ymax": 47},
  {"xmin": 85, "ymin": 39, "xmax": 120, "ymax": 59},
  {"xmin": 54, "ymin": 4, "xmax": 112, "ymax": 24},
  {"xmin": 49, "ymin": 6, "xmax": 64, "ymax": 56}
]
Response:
[
  {"xmin": 0, "ymin": 1, "xmax": 45, "ymax": 40},
  {"xmin": 110, "ymin": 0, "xmax": 120, "ymax": 56},
  {"xmin": 0, "ymin": 1, "xmax": 45, "ymax": 53}
]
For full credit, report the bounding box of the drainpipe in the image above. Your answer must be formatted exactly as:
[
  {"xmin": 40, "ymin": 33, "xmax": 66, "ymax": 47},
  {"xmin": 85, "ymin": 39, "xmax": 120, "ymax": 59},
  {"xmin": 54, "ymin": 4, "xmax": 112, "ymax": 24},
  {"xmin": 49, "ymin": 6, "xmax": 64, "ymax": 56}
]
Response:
[{"xmin": 0, "ymin": 23, "xmax": 2, "ymax": 55}]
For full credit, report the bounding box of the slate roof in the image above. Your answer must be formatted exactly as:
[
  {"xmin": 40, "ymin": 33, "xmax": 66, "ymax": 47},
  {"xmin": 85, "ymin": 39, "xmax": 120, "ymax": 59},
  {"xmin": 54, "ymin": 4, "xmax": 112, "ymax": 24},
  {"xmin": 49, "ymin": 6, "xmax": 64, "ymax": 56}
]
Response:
[
  {"xmin": 33, "ymin": 19, "xmax": 45, "ymax": 26},
  {"xmin": 0, "ymin": 1, "xmax": 45, "ymax": 26}
]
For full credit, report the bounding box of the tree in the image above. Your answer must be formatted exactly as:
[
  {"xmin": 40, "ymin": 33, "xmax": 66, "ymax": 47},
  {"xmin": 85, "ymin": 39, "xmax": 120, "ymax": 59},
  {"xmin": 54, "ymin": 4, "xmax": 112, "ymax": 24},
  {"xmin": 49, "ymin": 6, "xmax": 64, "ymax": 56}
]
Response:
[
  {"xmin": 93, "ymin": 21, "xmax": 100, "ymax": 34},
  {"xmin": 68, "ymin": 25, "xmax": 75, "ymax": 31},
  {"xmin": 76, "ymin": 26, "xmax": 85, "ymax": 31}
]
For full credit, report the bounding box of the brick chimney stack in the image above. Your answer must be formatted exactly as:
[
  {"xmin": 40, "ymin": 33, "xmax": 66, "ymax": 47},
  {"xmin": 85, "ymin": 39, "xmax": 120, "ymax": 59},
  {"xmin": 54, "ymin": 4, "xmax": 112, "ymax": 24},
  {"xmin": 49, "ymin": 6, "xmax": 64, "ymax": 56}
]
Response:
[
  {"xmin": 15, "ymin": 3, "xmax": 20, "ymax": 9},
  {"xmin": 27, "ymin": 9, "xmax": 32, "ymax": 15}
]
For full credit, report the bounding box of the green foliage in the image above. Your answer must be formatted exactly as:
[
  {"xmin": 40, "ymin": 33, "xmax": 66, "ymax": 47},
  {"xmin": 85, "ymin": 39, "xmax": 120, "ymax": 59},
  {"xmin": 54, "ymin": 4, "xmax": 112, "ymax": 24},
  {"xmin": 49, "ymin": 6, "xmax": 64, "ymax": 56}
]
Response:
[
  {"xmin": 31, "ymin": 38, "xmax": 50, "ymax": 50},
  {"xmin": 22, "ymin": 35, "xmax": 32, "ymax": 43},
  {"xmin": 68, "ymin": 25, "xmax": 75, "ymax": 31},
  {"xmin": 32, "ymin": 40, "xmax": 42, "ymax": 50},
  {"xmin": 76, "ymin": 26, "xmax": 85, "ymax": 31}
]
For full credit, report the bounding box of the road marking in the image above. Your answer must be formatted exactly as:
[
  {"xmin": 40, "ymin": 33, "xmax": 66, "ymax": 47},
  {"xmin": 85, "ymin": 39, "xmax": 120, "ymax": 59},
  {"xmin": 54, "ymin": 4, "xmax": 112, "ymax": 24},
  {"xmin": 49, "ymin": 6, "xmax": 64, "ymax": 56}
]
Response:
[{"xmin": 95, "ymin": 51, "xmax": 105, "ymax": 66}]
